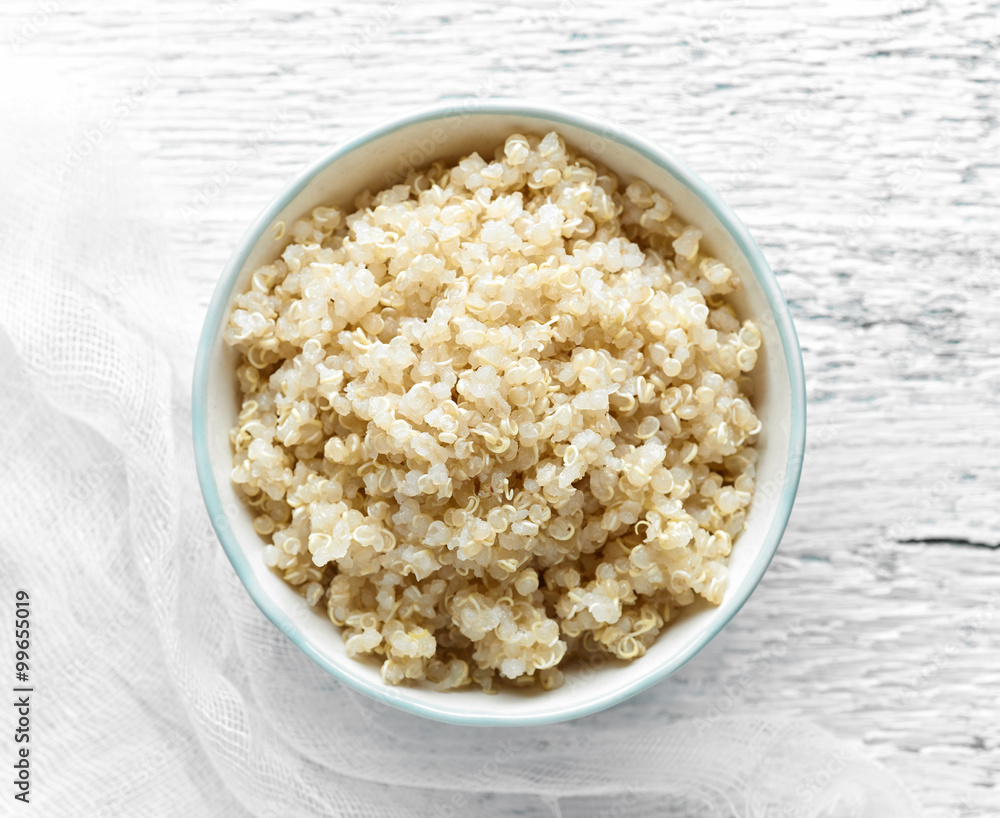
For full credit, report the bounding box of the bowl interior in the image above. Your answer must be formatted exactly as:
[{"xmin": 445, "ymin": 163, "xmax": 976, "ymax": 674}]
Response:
[{"xmin": 195, "ymin": 104, "xmax": 803, "ymax": 725}]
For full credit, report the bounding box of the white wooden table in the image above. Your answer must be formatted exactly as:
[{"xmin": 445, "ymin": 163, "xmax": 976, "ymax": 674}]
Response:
[{"xmin": 5, "ymin": 0, "xmax": 997, "ymax": 814}]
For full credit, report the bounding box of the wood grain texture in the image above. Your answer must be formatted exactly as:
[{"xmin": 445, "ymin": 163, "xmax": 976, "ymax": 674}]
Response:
[{"xmin": 2, "ymin": 0, "xmax": 998, "ymax": 814}]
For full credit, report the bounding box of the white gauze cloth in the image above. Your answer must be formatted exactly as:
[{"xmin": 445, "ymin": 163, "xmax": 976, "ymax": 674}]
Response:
[{"xmin": 0, "ymin": 69, "xmax": 920, "ymax": 818}]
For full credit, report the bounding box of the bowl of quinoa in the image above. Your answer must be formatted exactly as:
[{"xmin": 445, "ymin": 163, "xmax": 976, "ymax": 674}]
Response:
[{"xmin": 193, "ymin": 100, "xmax": 806, "ymax": 725}]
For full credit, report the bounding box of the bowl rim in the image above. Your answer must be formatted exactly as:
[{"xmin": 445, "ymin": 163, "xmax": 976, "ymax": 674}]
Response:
[{"xmin": 192, "ymin": 98, "xmax": 807, "ymax": 726}]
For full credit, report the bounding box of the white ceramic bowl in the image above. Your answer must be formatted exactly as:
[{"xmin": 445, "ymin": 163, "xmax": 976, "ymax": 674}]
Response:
[{"xmin": 193, "ymin": 100, "xmax": 806, "ymax": 726}]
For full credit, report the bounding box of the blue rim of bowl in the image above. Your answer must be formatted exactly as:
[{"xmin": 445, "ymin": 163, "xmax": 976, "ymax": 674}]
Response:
[{"xmin": 193, "ymin": 99, "xmax": 807, "ymax": 727}]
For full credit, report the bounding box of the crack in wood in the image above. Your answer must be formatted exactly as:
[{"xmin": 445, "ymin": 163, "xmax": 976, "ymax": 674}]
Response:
[{"xmin": 898, "ymin": 537, "xmax": 999, "ymax": 550}]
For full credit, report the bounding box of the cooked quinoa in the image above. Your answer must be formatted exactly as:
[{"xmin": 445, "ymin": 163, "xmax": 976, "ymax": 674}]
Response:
[{"xmin": 224, "ymin": 131, "xmax": 762, "ymax": 692}]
